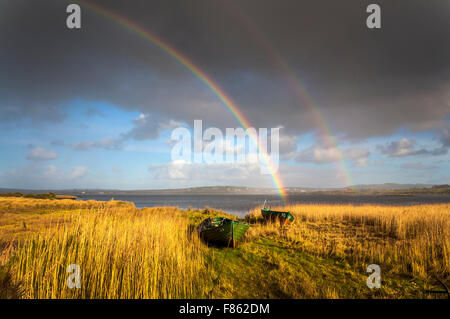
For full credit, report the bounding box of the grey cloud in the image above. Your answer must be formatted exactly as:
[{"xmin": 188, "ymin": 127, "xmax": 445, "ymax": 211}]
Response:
[
  {"xmin": 26, "ymin": 146, "xmax": 58, "ymax": 160},
  {"xmin": 427, "ymin": 147, "xmax": 448, "ymax": 156},
  {"xmin": 377, "ymin": 138, "xmax": 448, "ymax": 157},
  {"xmin": 123, "ymin": 114, "xmax": 183, "ymax": 141},
  {"xmin": 70, "ymin": 115, "xmax": 183, "ymax": 150},
  {"xmin": 438, "ymin": 128, "xmax": 450, "ymax": 147},
  {"xmin": 0, "ymin": 163, "xmax": 89, "ymax": 189},
  {"xmin": 1, "ymin": 0, "xmax": 449, "ymax": 141},
  {"xmin": 149, "ymin": 161, "xmax": 354, "ymax": 188},
  {"xmin": 72, "ymin": 137, "xmax": 124, "ymax": 151},
  {"xmin": 377, "ymin": 138, "xmax": 416, "ymax": 157},
  {"xmin": 295, "ymin": 145, "xmax": 370, "ymax": 166},
  {"xmin": 278, "ymin": 134, "xmax": 299, "ymax": 160},
  {"xmin": 149, "ymin": 161, "xmax": 272, "ymax": 186}
]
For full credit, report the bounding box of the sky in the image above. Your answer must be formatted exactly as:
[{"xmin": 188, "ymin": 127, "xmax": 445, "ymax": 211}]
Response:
[{"xmin": 0, "ymin": 0, "xmax": 449, "ymax": 190}]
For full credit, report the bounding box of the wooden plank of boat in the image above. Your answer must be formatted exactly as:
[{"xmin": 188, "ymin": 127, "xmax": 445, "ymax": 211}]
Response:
[
  {"xmin": 196, "ymin": 217, "xmax": 249, "ymax": 247},
  {"xmin": 261, "ymin": 208, "xmax": 294, "ymax": 224}
]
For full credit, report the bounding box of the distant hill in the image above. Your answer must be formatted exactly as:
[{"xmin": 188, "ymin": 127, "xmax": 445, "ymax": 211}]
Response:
[
  {"xmin": 0, "ymin": 186, "xmax": 277, "ymax": 195},
  {"xmin": 348, "ymin": 183, "xmax": 434, "ymax": 191},
  {"xmin": 0, "ymin": 184, "xmax": 448, "ymax": 196}
]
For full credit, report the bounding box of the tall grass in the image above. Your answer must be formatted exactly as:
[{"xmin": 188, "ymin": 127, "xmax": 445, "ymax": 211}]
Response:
[
  {"xmin": 2, "ymin": 207, "xmax": 209, "ymax": 298},
  {"xmin": 247, "ymin": 204, "xmax": 450, "ymax": 281},
  {"xmin": 1, "ymin": 197, "xmax": 449, "ymax": 298},
  {"xmin": 0, "ymin": 197, "xmax": 117, "ymax": 215}
]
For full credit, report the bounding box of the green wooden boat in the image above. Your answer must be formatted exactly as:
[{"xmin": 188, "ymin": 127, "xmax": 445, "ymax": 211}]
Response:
[
  {"xmin": 196, "ymin": 217, "xmax": 249, "ymax": 247},
  {"xmin": 261, "ymin": 208, "xmax": 294, "ymax": 224}
]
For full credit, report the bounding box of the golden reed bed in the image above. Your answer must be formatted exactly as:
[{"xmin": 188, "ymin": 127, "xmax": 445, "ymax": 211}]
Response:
[
  {"xmin": 0, "ymin": 197, "xmax": 448, "ymax": 298},
  {"xmin": 247, "ymin": 204, "xmax": 449, "ymax": 281}
]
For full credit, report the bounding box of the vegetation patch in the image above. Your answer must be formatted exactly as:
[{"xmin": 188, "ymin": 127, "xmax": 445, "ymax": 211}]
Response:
[{"xmin": 0, "ymin": 198, "xmax": 448, "ymax": 298}]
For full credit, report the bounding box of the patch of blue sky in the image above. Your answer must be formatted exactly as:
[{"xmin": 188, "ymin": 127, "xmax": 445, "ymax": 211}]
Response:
[
  {"xmin": 0, "ymin": 143, "xmax": 28, "ymax": 170},
  {"xmin": 61, "ymin": 99, "xmax": 139, "ymax": 140}
]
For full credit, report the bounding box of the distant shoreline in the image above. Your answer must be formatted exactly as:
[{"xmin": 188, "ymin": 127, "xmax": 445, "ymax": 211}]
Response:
[
  {"xmin": 74, "ymin": 193, "xmax": 450, "ymax": 217},
  {"xmin": 1, "ymin": 184, "xmax": 449, "ymax": 197}
]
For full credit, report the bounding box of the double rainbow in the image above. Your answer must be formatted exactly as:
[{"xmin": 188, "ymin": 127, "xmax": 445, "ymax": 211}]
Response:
[{"xmin": 220, "ymin": 1, "xmax": 355, "ymax": 187}]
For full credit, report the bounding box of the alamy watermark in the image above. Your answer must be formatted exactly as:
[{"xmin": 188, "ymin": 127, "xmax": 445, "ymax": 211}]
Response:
[
  {"xmin": 65, "ymin": 3, "xmax": 381, "ymax": 30},
  {"xmin": 170, "ymin": 120, "xmax": 280, "ymax": 174},
  {"xmin": 366, "ymin": 264, "xmax": 381, "ymax": 289},
  {"xmin": 67, "ymin": 264, "xmax": 81, "ymax": 289}
]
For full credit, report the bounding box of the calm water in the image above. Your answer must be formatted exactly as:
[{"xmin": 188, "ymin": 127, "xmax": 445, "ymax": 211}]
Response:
[{"xmin": 77, "ymin": 194, "xmax": 450, "ymax": 217}]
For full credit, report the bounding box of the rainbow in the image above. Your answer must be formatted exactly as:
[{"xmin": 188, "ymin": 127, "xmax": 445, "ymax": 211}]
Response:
[
  {"xmin": 72, "ymin": 1, "xmax": 287, "ymax": 198},
  {"xmin": 221, "ymin": 1, "xmax": 355, "ymax": 188}
]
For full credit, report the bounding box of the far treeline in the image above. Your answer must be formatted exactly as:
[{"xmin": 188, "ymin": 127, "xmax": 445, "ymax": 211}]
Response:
[
  {"xmin": 378, "ymin": 184, "xmax": 450, "ymax": 195},
  {"xmin": 332, "ymin": 184, "xmax": 450, "ymax": 195},
  {"xmin": 0, "ymin": 192, "xmax": 76, "ymax": 200}
]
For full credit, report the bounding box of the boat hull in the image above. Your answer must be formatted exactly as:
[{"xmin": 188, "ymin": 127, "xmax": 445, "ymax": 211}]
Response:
[
  {"xmin": 197, "ymin": 218, "xmax": 249, "ymax": 247},
  {"xmin": 261, "ymin": 208, "xmax": 294, "ymax": 224}
]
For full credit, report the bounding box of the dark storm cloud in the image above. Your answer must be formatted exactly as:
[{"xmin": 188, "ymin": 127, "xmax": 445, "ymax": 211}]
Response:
[{"xmin": 1, "ymin": 0, "xmax": 449, "ymax": 139}]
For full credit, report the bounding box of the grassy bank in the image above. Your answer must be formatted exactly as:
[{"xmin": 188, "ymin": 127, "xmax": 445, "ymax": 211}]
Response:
[
  {"xmin": 0, "ymin": 192, "xmax": 77, "ymax": 200},
  {"xmin": 0, "ymin": 197, "xmax": 448, "ymax": 298}
]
